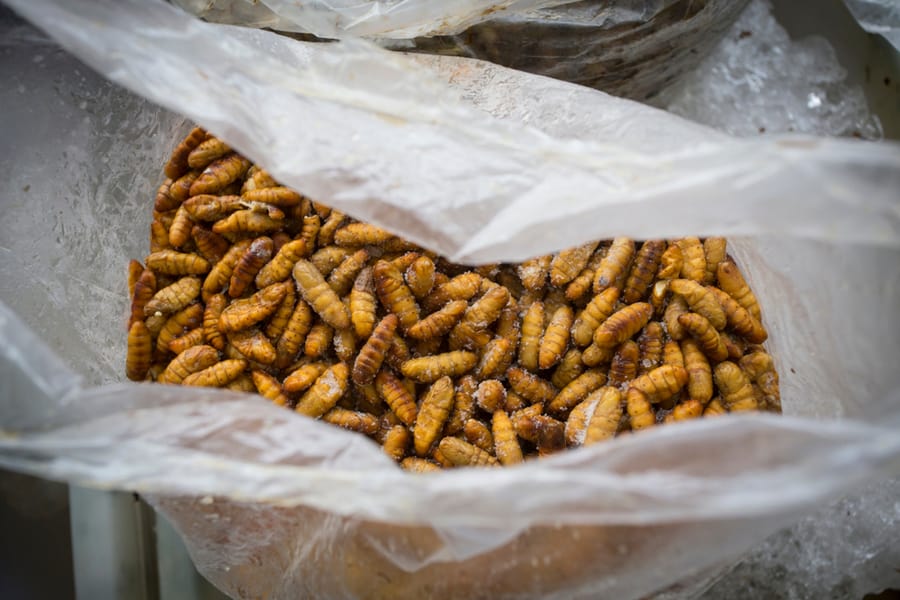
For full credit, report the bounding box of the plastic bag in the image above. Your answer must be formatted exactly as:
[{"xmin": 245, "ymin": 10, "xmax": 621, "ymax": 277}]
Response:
[
  {"xmin": 171, "ymin": 0, "xmax": 583, "ymax": 38},
  {"xmin": 2, "ymin": 0, "xmax": 900, "ymax": 598},
  {"xmin": 385, "ymin": 0, "xmax": 753, "ymax": 99},
  {"xmin": 842, "ymin": 0, "xmax": 900, "ymax": 51},
  {"xmin": 176, "ymin": 0, "xmax": 752, "ymax": 99}
]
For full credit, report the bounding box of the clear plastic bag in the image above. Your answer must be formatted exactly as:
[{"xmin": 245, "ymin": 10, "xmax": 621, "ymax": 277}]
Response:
[
  {"xmin": 1, "ymin": 0, "xmax": 900, "ymax": 598},
  {"xmin": 174, "ymin": 0, "xmax": 752, "ymax": 99}
]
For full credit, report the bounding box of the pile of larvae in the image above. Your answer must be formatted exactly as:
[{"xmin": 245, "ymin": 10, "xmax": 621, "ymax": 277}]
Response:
[{"xmin": 126, "ymin": 127, "xmax": 781, "ymax": 471}]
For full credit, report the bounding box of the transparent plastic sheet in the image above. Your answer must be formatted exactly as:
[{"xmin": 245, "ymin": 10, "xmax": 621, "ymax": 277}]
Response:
[
  {"xmin": 384, "ymin": 0, "xmax": 752, "ymax": 100},
  {"xmin": 656, "ymin": 0, "xmax": 885, "ymax": 139},
  {"xmin": 0, "ymin": 1, "xmax": 900, "ymax": 599},
  {"xmin": 171, "ymin": 0, "xmax": 584, "ymax": 38},
  {"xmin": 176, "ymin": 0, "xmax": 751, "ymax": 101},
  {"xmin": 842, "ymin": 0, "xmax": 900, "ymax": 51}
]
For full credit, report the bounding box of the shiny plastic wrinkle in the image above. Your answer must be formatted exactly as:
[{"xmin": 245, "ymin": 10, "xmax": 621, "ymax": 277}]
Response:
[
  {"xmin": 172, "ymin": 0, "xmax": 585, "ymax": 38},
  {"xmin": 842, "ymin": 0, "xmax": 900, "ymax": 50},
  {"xmin": 4, "ymin": 0, "xmax": 900, "ymax": 265}
]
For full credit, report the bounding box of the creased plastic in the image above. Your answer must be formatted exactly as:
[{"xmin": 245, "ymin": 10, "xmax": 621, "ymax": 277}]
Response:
[
  {"xmin": 843, "ymin": 0, "xmax": 900, "ymax": 51},
  {"xmin": 172, "ymin": 0, "xmax": 584, "ymax": 38},
  {"xmin": 5, "ymin": 0, "xmax": 900, "ymax": 266},
  {"xmin": 174, "ymin": 0, "xmax": 750, "ymax": 99},
  {"xmin": 1, "ymin": 0, "xmax": 900, "ymax": 598}
]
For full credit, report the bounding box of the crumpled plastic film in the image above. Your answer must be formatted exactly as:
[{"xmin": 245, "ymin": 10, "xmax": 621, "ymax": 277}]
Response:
[
  {"xmin": 4, "ymin": 0, "xmax": 900, "ymax": 266},
  {"xmin": 1, "ymin": 1, "xmax": 900, "ymax": 598},
  {"xmin": 386, "ymin": 0, "xmax": 751, "ymax": 100},
  {"xmin": 656, "ymin": 0, "xmax": 884, "ymax": 139},
  {"xmin": 175, "ymin": 0, "xmax": 753, "ymax": 100},
  {"xmin": 843, "ymin": 0, "xmax": 900, "ymax": 51},
  {"xmin": 172, "ymin": 0, "xmax": 584, "ymax": 38}
]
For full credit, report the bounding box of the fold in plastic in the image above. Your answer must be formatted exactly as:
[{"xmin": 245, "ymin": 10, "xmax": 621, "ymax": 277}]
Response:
[{"xmin": 5, "ymin": 0, "xmax": 900, "ymax": 265}]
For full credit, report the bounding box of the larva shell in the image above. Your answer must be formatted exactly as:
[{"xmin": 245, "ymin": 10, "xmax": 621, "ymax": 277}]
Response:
[
  {"xmin": 678, "ymin": 312, "xmax": 728, "ymax": 362},
  {"xmin": 126, "ymin": 321, "xmax": 152, "ymax": 381},
  {"xmin": 383, "ymin": 426, "xmax": 410, "ymax": 462},
  {"xmin": 156, "ymin": 304, "xmax": 204, "ymax": 354},
  {"xmin": 293, "ymin": 259, "xmax": 350, "ymax": 329},
  {"xmin": 229, "ymin": 237, "xmax": 274, "ymax": 298},
  {"xmin": 352, "ymin": 314, "xmax": 398, "ymax": 385},
  {"xmin": 168, "ymin": 205, "xmax": 193, "ymax": 248},
  {"xmin": 167, "ymin": 328, "xmax": 205, "ymax": 355},
  {"xmin": 349, "ymin": 267, "xmax": 377, "ymax": 339},
  {"xmin": 203, "ymin": 240, "xmax": 252, "ymax": 300},
  {"xmin": 548, "ymin": 369, "xmax": 607, "ymax": 417},
  {"xmin": 373, "ymin": 260, "xmax": 420, "ymax": 333},
  {"xmin": 181, "ymin": 359, "xmax": 246, "ymax": 387},
  {"xmin": 657, "ymin": 243, "xmax": 683, "ymax": 280},
  {"xmin": 218, "ymin": 282, "xmax": 288, "ymax": 333},
  {"xmin": 413, "ymin": 376, "xmax": 455, "ymax": 456},
  {"xmin": 623, "ymin": 240, "xmax": 666, "ymax": 303},
  {"xmin": 189, "ymin": 154, "xmax": 251, "ymax": 196},
  {"xmin": 584, "ymin": 387, "xmax": 623, "ymax": 445},
  {"xmin": 407, "ymin": 300, "xmax": 467, "ymax": 341},
  {"xmin": 191, "ymin": 225, "xmax": 230, "ymax": 264},
  {"xmin": 164, "ymin": 126, "xmax": 207, "ymax": 179},
  {"xmin": 492, "ymin": 410, "xmax": 524, "ymax": 465},
  {"xmin": 551, "ymin": 348, "xmax": 585, "ymax": 390},
  {"xmin": 295, "ymin": 363, "xmax": 349, "ymax": 418},
  {"xmin": 550, "ymin": 242, "xmax": 598, "ymax": 287},
  {"xmin": 517, "ymin": 255, "xmax": 551, "ymax": 292},
  {"xmin": 538, "ymin": 305, "xmax": 574, "ymax": 370},
  {"xmin": 439, "ymin": 437, "xmax": 498, "ymax": 467},
  {"xmin": 714, "ymin": 362, "xmax": 759, "ymax": 412},
  {"xmin": 304, "ymin": 323, "xmax": 333, "ymax": 359},
  {"xmin": 475, "ymin": 379, "xmax": 506, "ymax": 413},
  {"xmin": 334, "ymin": 223, "xmax": 393, "ymax": 247},
  {"xmin": 241, "ymin": 187, "xmax": 303, "ymax": 208},
  {"xmin": 518, "ymin": 301, "xmax": 544, "ymax": 371},
  {"xmin": 327, "ymin": 249, "xmax": 369, "ymax": 297},
  {"xmin": 703, "ymin": 237, "xmax": 727, "ymax": 284},
  {"xmin": 230, "ymin": 329, "xmax": 277, "ymax": 365},
  {"xmin": 449, "ymin": 285, "xmax": 509, "ymax": 351},
  {"xmin": 375, "ymin": 369, "xmax": 418, "ymax": 426},
  {"xmin": 400, "ymin": 351, "xmax": 477, "ymax": 383},
  {"xmin": 474, "ymin": 337, "xmax": 513, "ymax": 380},
  {"xmin": 593, "ymin": 237, "xmax": 634, "ymax": 293},
  {"xmin": 158, "ymin": 345, "xmax": 219, "ymax": 385},
  {"xmin": 146, "ymin": 250, "xmax": 210, "ymax": 276},
  {"xmin": 663, "ymin": 340, "xmax": 685, "ymax": 369},
  {"xmin": 264, "ymin": 284, "xmax": 296, "ymax": 340},
  {"xmin": 445, "ymin": 376, "xmax": 477, "ymax": 436},
  {"xmin": 625, "ymin": 388, "xmax": 655, "ymax": 431},
  {"xmin": 506, "ymin": 366, "xmax": 557, "ymax": 405},
  {"xmin": 593, "ymin": 303, "xmax": 652, "ymax": 349},
  {"xmin": 717, "ymin": 260, "xmax": 762, "ymax": 321},
  {"xmin": 678, "ymin": 237, "xmax": 706, "ymax": 283},
  {"xmin": 629, "ymin": 364, "xmax": 689, "ymax": 404},
  {"xmin": 681, "ymin": 338, "xmax": 713, "ymax": 403},
  {"xmin": 322, "ymin": 408, "xmax": 379, "ymax": 435},
  {"xmin": 144, "ymin": 277, "xmax": 201, "ymax": 316},
  {"xmin": 669, "ymin": 279, "xmax": 727, "ymax": 331},
  {"xmin": 405, "ymin": 256, "xmax": 436, "ymax": 299},
  {"xmin": 608, "ymin": 340, "xmax": 640, "ymax": 387},
  {"xmin": 571, "ymin": 287, "xmax": 620, "ymax": 347},
  {"xmin": 251, "ymin": 370, "xmax": 290, "ymax": 407},
  {"xmin": 283, "ymin": 362, "xmax": 328, "ymax": 393},
  {"xmin": 187, "ymin": 137, "xmax": 231, "ymax": 170},
  {"xmin": 636, "ymin": 321, "xmax": 664, "ymax": 374}
]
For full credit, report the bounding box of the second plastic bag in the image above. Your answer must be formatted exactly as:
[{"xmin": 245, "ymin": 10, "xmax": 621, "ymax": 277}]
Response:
[{"xmin": 1, "ymin": 0, "xmax": 900, "ymax": 598}]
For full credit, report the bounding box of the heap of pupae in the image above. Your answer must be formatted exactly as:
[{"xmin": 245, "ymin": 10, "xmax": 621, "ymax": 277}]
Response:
[{"xmin": 126, "ymin": 127, "xmax": 781, "ymax": 470}]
